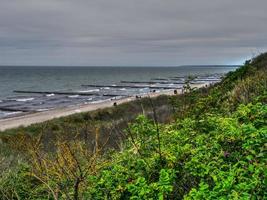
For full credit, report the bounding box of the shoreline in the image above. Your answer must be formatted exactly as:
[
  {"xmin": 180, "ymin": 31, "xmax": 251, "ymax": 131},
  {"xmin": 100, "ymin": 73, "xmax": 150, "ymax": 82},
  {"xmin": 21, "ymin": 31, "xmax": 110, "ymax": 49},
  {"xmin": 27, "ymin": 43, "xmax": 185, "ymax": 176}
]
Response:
[{"xmin": 0, "ymin": 83, "xmax": 206, "ymax": 131}]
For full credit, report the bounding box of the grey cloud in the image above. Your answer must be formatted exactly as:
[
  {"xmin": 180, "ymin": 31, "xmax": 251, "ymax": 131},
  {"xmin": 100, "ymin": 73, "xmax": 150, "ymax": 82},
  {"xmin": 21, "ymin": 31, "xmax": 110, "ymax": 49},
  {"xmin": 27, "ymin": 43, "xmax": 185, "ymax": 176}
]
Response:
[{"xmin": 0, "ymin": 0, "xmax": 267, "ymax": 65}]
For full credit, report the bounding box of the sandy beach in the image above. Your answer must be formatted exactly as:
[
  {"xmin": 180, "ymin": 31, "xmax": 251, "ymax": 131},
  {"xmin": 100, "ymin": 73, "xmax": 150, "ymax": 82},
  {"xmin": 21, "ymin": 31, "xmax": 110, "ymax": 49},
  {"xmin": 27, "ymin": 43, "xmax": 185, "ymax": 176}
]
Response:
[{"xmin": 0, "ymin": 83, "xmax": 207, "ymax": 132}]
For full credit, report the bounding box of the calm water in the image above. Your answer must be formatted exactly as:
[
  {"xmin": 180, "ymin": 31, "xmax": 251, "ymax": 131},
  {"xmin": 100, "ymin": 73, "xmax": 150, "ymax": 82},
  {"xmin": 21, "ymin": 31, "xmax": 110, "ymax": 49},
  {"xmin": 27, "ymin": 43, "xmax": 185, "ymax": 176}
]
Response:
[{"xmin": 0, "ymin": 66, "xmax": 237, "ymax": 118}]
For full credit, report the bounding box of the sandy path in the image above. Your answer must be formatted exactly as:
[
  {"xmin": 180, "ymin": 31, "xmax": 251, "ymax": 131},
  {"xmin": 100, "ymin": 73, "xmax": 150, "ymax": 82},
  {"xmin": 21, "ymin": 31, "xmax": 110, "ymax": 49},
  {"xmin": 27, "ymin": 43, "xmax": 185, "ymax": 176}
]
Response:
[{"xmin": 0, "ymin": 83, "xmax": 206, "ymax": 131}]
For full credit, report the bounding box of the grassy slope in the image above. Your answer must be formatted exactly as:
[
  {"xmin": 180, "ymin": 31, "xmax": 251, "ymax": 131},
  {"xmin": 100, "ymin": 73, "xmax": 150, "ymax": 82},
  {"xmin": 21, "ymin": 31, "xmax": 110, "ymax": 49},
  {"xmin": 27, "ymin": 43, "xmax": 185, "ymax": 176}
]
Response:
[
  {"xmin": 0, "ymin": 53, "xmax": 266, "ymax": 199},
  {"xmin": 0, "ymin": 94, "xmax": 172, "ymax": 153}
]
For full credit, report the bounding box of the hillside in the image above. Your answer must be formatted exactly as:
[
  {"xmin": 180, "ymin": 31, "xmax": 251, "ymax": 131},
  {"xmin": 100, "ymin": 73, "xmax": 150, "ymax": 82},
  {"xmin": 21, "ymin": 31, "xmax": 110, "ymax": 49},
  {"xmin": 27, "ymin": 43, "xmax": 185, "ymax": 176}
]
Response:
[{"xmin": 0, "ymin": 53, "xmax": 266, "ymax": 199}]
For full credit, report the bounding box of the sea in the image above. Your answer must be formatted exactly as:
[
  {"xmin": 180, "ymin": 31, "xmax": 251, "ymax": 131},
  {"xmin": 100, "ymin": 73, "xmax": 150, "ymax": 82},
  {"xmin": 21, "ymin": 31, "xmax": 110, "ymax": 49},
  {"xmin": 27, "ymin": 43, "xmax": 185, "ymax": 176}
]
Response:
[{"xmin": 0, "ymin": 66, "xmax": 238, "ymax": 119}]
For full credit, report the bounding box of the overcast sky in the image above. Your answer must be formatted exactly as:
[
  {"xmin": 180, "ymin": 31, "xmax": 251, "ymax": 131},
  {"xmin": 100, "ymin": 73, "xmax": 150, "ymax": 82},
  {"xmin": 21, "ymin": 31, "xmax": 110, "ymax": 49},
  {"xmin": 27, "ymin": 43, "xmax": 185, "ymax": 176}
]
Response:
[{"xmin": 0, "ymin": 0, "xmax": 267, "ymax": 66}]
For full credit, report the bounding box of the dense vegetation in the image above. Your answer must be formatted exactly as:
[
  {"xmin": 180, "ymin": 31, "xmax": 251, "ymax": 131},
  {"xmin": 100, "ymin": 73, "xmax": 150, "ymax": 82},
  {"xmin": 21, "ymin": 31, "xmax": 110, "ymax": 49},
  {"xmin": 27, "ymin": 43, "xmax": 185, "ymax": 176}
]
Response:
[{"xmin": 0, "ymin": 53, "xmax": 266, "ymax": 199}]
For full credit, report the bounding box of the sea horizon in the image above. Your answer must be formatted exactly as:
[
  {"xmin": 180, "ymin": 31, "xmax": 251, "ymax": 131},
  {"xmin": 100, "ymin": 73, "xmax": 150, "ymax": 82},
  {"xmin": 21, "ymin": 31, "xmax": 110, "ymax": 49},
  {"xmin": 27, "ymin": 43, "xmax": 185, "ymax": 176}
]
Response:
[{"xmin": 0, "ymin": 64, "xmax": 240, "ymax": 68}]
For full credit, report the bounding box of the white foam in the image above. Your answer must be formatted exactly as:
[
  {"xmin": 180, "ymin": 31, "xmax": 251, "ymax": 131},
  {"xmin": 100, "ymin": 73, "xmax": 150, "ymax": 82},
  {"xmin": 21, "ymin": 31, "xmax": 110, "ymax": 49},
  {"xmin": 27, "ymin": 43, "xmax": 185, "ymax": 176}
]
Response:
[
  {"xmin": 36, "ymin": 108, "xmax": 50, "ymax": 112},
  {"xmin": 119, "ymin": 88, "xmax": 126, "ymax": 91},
  {"xmin": 16, "ymin": 98, "xmax": 35, "ymax": 102},
  {"xmin": 139, "ymin": 87, "xmax": 149, "ymax": 91},
  {"xmin": 78, "ymin": 89, "xmax": 99, "ymax": 93},
  {"xmin": 46, "ymin": 93, "xmax": 55, "ymax": 97},
  {"xmin": 68, "ymin": 95, "xmax": 79, "ymax": 98},
  {"xmin": 3, "ymin": 111, "xmax": 23, "ymax": 116}
]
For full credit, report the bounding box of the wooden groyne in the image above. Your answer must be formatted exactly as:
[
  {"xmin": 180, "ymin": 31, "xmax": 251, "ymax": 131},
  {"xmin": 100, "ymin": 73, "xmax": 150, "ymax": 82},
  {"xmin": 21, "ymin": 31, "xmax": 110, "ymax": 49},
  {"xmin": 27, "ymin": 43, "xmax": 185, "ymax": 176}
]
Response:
[
  {"xmin": 0, "ymin": 107, "xmax": 30, "ymax": 113},
  {"xmin": 151, "ymin": 78, "xmax": 169, "ymax": 81},
  {"xmin": 169, "ymin": 76, "xmax": 186, "ymax": 79},
  {"xmin": 120, "ymin": 80, "xmax": 184, "ymax": 84},
  {"xmin": 194, "ymin": 78, "xmax": 221, "ymax": 81},
  {"xmin": 13, "ymin": 90, "xmax": 127, "ymax": 97},
  {"xmin": 81, "ymin": 84, "xmax": 182, "ymax": 90}
]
